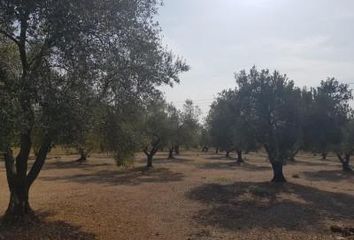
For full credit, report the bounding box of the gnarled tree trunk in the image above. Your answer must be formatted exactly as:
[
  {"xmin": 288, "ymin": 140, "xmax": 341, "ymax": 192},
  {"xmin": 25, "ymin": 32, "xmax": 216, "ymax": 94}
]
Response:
[
  {"xmin": 144, "ymin": 140, "xmax": 159, "ymax": 168},
  {"xmin": 76, "ymin": 147, "xmax": 89, "ymax": 163},
  {"xmin": 3, "ymin": 134, "xmax": 52, "ymax": 223},
  {"xmin": 168, "ymin": 147, "xmax": 174, "ymax": 159},
  {"xmin": 236, "ymin": 150, "xmax": 244, "ymax": 163},
  {"xmin": 215, "ymin": 147, "xmax": 219, "ymax": 154},
  {"xmin": 146, "ymin": 154, "xmax": 153, "ymax": 168},
  {"xmin": 337, "ymin": 153, "xmax": 353, "ymax": 172},
  {"xmin": 225, "ymin": 151, "xmax": 230, "ymax": 158},
  {"xmin": 201, "ymin": 146, "xmax": 209, "ymax": 152},
  {"xmin": 321, "ymin": 152, "xmax": 328, "ymax": 160},
  {"xmin": 271, "ymin": 162, "xmax": 287, "ymax": 183},
  {"xmin": 6, "ymin": 186, "xmax": 31, "ymax": 219}
]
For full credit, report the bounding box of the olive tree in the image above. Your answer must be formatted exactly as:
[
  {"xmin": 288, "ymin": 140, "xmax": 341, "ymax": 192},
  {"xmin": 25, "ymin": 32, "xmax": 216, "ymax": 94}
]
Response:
[
  {"xmin": 335, "ymin": 119, "xmax": 354, "ymax": 172},
  {"xmin": 208, "ymin": 89, "xmax": 257, "ymax": 161},
  {"xmin": 237, "ymin": 67, "xmax": 303, "ymax": 183},
  {"xmin": 208, "ymin": 90, "xmax": 236, "ymax": 158},
  {"xmin": 303, "ymin": 79, "xmax": 352, "ymax": 171},
  {"xmin": 0, "ymin": 0, "xmax": 188, "ymax": 221},
  {"xmin": 177, "ymin": 100, "xmax": 202, "ymax": 152},
  {"xmin": 199, "ymin": 126, "xmax": 210, "ymax": 152},
  {"xmin": 142, "ymin": 96, "xmax": 171, "ymax": 168},
  {"xmin": 163, "ymin": 100, "xmax": 201, "ymax": 158}
]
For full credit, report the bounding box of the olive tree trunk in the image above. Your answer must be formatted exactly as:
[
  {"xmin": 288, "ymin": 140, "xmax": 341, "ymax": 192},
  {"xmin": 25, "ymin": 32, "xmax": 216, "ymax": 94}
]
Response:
[
  {"xmin": 271, "ymin": 162, "xmax": 287, "ymax": 183},
  {"xmin": 144, "ymin": 140, "xmax": 160, "ymax": 168},
  {"xmin": 168, "ymin": 147, "xmax": 174, "ymax": 159},
  {"xmin": 236, "ymin": 150, "xmax": 244, "ymax": 163},
  {"xmin": 264, "ymin": 144, "xmax": 287, "ymax": 183},
  {"xmin": 76, "ymin": 147, "xmax": 89, "ymax": 163},
  {"xmin": 201, "ymin": 146, "xmax": 209, "ymax": 152},
  {"xmin": 337, "ymin": 153, "xmax": 353, "ymax": 172},
  {"xmin": 3, "ymin": 133, "xmax": 52, "ymax": 222}
]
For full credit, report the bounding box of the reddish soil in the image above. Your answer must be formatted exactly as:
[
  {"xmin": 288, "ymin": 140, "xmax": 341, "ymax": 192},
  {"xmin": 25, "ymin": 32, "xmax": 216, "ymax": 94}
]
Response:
[{"xmin": 0, "ymin": 151, "xmax": 353, "ymax": 239}]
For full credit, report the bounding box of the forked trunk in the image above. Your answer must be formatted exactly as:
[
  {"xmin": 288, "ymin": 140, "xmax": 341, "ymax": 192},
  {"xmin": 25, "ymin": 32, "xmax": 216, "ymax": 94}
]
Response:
[
  {"xmin": 144, "ymin": 140, "xmax": 160, "ymax": 168},
  {"xmin": 337, "ymin": 153, "xmax": 353, "ymax": 172},
  {"xmin": 236, "ymin": 150, "xmax": 244, "ymax": 163},
  {"xmin": 271, "ymin": 162, "xmax": 286, "ymax": 183},
  {"xmin": 3, "ymin": 135, "xmax": 52, "ymax": 223}
]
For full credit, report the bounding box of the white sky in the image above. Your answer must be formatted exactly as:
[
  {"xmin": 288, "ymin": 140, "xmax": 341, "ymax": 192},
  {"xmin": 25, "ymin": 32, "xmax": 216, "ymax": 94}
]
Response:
[{"xmin": 158, "ymin": 0, "xmax": 354, "ymax": 118}]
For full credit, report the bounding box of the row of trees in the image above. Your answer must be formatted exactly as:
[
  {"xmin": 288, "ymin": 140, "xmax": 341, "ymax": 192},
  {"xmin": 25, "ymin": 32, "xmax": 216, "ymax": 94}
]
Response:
[
  {"xmin": 1, "ymin": 0, "xmax": 352, "ymax": 224},
  {"xmin": 69, "ymin": 95, "xmax": 202, "ymax": 167},
  {"xmin": 0, "ymin": 0, "xmax": 190, "ymax": 222},
  {"xmin": 206, "ymin": 67, "xmax": 353, "ymax": 182},
  {"xmin": 142, "ymin": 98, "xmax": 201, "ymax": 166}
]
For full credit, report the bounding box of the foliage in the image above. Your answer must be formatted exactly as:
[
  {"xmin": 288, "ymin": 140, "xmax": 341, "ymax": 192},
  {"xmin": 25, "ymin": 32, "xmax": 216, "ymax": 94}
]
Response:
[
  {"xmin": 207, "ymin": 88, "xmax": 257, "ymax": 155},
  {"xmin": 302, "ymin": 78, "xmax": 352, "ymax": 155},
  {"xmin": 0, "ymin": 0, "xmax": 188, "ymax": 219},
  {"xmin": 208, "ymin": 90, "xmax": 236, "ymax": 152},
  {"xmin": 178, "ymin": 100, "xmax": 202, "ymax": 149},
  {"xmin": 236, "ymin": 67, "xmax": 303, "ymax": 166}
]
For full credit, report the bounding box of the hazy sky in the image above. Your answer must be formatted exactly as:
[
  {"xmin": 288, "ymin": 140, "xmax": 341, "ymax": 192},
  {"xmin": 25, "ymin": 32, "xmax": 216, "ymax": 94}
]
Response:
[{"xmin": 158, "ymin": 0, "xmax": 354, "ymax": 117}]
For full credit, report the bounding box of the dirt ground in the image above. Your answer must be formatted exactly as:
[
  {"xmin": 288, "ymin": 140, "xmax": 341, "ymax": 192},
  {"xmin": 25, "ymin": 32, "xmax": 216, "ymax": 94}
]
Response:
[{"xmin": 0, "ymin": 151, "xmax": 353, "ymax": 240}]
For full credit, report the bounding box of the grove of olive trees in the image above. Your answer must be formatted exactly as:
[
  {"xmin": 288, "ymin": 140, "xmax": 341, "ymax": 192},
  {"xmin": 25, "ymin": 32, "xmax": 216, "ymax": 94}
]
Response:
[
  {"xmin": 0, "ymin": 1, "xmax": 353, "ymax": 239},
  {"xmin": 0, "ymin": 0, "xmax": 188, "ymax": 222},
  {"xmin": 206, "ymin": 67, "xmax": 353, "ymax": 182}
]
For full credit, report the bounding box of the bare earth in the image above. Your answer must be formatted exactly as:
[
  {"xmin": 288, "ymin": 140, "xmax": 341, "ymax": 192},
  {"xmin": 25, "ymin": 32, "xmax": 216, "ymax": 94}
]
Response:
[{"xmin": 0, "ymin": 151, "xmax": 353, "ymax": 240}]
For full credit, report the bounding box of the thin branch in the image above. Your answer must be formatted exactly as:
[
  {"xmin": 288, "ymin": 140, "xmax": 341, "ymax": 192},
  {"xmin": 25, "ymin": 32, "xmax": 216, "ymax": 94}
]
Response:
[{"xmin": 0, "ymin": 29, "xmax": 20, "ymax": 47}]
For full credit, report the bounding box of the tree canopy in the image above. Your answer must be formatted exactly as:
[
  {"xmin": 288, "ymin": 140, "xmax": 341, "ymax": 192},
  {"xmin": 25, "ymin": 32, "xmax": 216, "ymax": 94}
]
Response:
[{"xmin": 0, "ymin": 0, "xmax": 188, "ymax": 220}]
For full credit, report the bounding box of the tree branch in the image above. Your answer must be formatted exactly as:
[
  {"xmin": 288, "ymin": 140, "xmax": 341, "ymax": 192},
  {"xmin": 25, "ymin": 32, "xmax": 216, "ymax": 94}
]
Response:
[
  {"xmin": 15, "ymin": 130, "xmax": 32, "ymax": 180},
  {"xmin": 26, "ymin": 136, "xmax": 52, "ymax": 187},
  {"xmin": 336, "ymin": 153, "xmax": 344, "ymax": 163},
  {"xmin": 28, "ymin": 36, "xmax": 53, "ymax": 70},
  {"xmin": 4, "ymin": 147, "xmax": 16, "ymax": 190},
  {"xmin": 143, "ymin": 147, "xmax": 149, "ymax": 156},
  {"xmin": 0, "ymin": 30, "xmax": 20, "ymax": 47}
]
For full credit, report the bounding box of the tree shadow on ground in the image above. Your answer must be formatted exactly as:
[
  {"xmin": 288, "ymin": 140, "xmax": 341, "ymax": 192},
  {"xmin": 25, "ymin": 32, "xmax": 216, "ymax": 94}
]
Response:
[
  {"xmin": 204, "ymin": 155, "xmax": 235, "ymax": 161},
  {"xmin": 286, "ymin": 159, "xmax": 335, "ymax": 167},
  {"xmin": 302, "ymin": 170, "xmax": 354, "ymax": 182},
  {"xmin": 186, "ymin": 182, "xmax": 354, "ymax": 233},
  {"xmin": 241, "ymin": 162, "xmax": 271, "ymax": 171},
  {"xmin": 153, "ymin": 156, "xmax": 194, "ymax": 165},
  {"xmin": 198, "ymin": 161, "xmax": 271, "ymax": 171},
  {"xmin": 43, "ymin": 160, "xmax": 111, "ymax": 170},
  {"xmin": 199, "ymin": 161, "xmax": 239, "ymax": 170},
  {"xmin": 0, "ymin": 211, "xmax": 96, "ymax": 240},
  {"xmin": 40, "ymin": 167, "xmax": 184, "ymax": 186}
]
